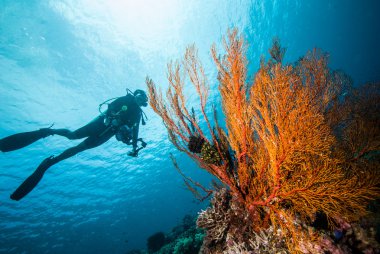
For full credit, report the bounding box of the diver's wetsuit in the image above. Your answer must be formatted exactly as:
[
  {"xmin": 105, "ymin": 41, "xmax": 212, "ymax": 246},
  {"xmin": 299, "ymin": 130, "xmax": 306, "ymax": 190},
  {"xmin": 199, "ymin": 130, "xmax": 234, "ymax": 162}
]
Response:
[
  {"xmin": 0, "ymin": 93, "xmax": 144, "ymax": 201},
  {"xmin": 52, "ymin": 93, "xmax": 143, "ymax": 162}
]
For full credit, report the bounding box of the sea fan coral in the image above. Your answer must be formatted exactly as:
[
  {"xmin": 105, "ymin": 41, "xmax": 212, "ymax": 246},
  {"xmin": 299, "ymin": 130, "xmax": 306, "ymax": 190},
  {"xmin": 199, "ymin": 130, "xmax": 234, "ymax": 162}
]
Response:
[{"xmin": 146, "ymin": 29, "xmax": 380, "ymax": 252}]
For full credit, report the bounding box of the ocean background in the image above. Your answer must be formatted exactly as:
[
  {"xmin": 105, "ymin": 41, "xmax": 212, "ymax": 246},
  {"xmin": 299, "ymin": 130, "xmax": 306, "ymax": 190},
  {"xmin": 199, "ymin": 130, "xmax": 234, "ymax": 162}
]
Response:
[{"xmin": 0, "ymin": 0, "xmax": 379, "ymax": 253}]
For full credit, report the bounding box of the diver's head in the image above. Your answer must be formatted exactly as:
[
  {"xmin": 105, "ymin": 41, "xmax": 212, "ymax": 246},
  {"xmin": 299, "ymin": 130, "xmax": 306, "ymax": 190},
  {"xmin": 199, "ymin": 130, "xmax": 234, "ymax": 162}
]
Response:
[{"xmin": 133, "ymin": 89, "xmax": 148, "ymax": 107}]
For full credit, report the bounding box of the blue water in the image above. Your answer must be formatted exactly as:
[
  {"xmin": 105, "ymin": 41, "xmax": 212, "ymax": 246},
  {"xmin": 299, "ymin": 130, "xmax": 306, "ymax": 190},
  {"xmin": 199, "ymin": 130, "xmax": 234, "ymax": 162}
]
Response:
[{"xmin": 0, "ymin": 1, "xmax": 379, "ymax": 253}]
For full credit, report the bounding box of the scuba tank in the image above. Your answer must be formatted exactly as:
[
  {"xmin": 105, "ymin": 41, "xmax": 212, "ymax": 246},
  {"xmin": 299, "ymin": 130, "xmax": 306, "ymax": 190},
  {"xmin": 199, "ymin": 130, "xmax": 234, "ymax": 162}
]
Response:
[
  {"xmin": 98, "ymin": 88, "xmax": 147, "ymax": 126},
  {"xmin": 98, "ymin": 88, "xmax": 133, "ymax": 116}
]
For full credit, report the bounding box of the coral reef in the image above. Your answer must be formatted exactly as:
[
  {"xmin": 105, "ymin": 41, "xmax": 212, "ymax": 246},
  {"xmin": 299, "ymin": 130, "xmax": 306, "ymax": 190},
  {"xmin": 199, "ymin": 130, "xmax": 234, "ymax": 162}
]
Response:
[
  {"xmin": 146, "ymin": 29, "xmax": 380, "ymax": 253},
  {"xmin": 127, "ymin": 215, "xmax": 204, "ymax": 254},
  {"xmin": 148, "ymin": 215, "xmax": 204, "ymax": 254},
  {"xmin": 197, "ymin": 188, "xmax": 380, "ymax": 253},
  {"xmin": 197, "ymin": 188, "xmax": 287, "ymax": 253},
  {"xmin": 157, "ymin": 215, "xmax": 204, "ymax": 254},
  {"xmin": 147, "ymin": 232, "xmax": 166, "ymax": 253}
]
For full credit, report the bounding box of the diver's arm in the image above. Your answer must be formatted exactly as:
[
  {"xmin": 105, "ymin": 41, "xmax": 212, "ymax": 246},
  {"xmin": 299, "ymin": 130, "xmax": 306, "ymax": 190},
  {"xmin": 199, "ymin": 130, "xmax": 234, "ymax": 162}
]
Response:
[
  {"xmin": 126, "ymin": 122, "xmax": 140, "ymax": 157},
  {"xmin": 132, "ymin": 122, "xmax": 140, "ymax": 150}
]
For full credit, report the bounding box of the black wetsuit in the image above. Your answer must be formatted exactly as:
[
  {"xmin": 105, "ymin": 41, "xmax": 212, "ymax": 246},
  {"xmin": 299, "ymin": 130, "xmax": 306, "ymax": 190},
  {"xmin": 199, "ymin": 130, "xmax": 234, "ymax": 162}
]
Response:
[
  {"xmin": 47, "ymin": 93, "xmax": 143, "ymax": 163},
  {"xmin": 106, "ymin": 94, "xmax": 142, "ymax": 148},
  {"xmin": 0, "ymin": 93, "xmax": 144, "ymax": 201},
  {"xmin": 68, "ymin": 94, "xmax": 141, "ymax": 144}
]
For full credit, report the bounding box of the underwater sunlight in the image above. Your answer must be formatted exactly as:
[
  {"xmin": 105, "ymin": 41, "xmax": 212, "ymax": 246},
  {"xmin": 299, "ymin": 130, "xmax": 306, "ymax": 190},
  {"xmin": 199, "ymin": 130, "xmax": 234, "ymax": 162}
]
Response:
[{"xmin": 0, "ymin": 0, "xmax": 379, "ymax": 253}]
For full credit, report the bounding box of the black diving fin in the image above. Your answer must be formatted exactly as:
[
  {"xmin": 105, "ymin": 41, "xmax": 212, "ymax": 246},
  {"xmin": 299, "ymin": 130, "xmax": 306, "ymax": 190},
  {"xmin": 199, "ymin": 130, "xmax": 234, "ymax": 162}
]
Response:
[
  {"xmin": 10, "ymin": 156, "xmax": 55, "ymax": 201},
  {"xmin": 0, "ymin": 128, "xmax": 53, "ymax": 152}
]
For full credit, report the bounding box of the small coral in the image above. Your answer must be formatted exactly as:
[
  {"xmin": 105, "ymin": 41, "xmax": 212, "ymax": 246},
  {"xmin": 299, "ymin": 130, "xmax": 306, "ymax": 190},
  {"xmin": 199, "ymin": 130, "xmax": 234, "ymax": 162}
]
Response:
[
  {"xmin": 197, "ymin": 189, "xmax": 233, "ymax": 244},
  {"xmin": 173, "ymin": 237, "xmax": 193, "ymax": 254},
  {"xmin": 200, "ymin": 142, "xmax": 222, "ymax": 165},
  {"xmin": 197, "ymin": 188, "xmax": 288, "ymax": 253},
  {"xmin": 188, "ymin": 135, "xmax": 222, "ymax": 165},
  {"xmin": 188, "ymin": 135, "xmax": 205, "ymax": 153},
  {"xmin": 145, "ymin": 215, "xmax": 204, "ymax": 254}
]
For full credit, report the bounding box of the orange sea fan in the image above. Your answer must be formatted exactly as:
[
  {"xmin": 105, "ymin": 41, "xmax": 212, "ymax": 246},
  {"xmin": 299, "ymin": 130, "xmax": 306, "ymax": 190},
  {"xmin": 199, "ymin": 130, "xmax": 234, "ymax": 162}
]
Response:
[{"xmin": 146, "ymin": 28, "xmax": 380, "ymax": 253}]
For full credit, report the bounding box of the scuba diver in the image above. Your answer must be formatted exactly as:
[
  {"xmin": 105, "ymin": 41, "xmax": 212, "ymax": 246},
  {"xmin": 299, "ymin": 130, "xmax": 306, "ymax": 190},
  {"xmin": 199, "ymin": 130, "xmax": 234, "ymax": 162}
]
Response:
[{"xmin": 0, "ymin": 89, "xmax": 148, "ymax": 201}]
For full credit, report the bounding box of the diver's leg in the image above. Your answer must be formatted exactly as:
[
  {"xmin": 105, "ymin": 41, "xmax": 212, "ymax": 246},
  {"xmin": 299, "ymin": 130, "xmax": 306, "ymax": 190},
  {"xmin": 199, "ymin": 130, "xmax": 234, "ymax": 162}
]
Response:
[
  {"xmin": 52, "ymin": 128, "xmax": 114, "ymax": 163},
  {"xmin": 0, "ymin": 128, "xmax": 57, "ymax": 152},
  {"xmin": 0, "ymin": 125, "xmax": 91, "ymax": 152},
  {"xmin": 10, "ymin": 155, "xmax": 56, "ymax": 201},
  {"xmin": 0, "ymin": 116, "xmax": 106, "ymax": 152},
  {"xmin": 51, "ymin": 116, "xmax": 106, "ymax": 140},
  {"xmin": 10, "ymin": 130, "xmax": 114, "ymax": 201},
  {"xmin": 0, "ymin": 115, "xmax": 107, "ymax": 152},
  {"xmin": 9, "ymin": 142, "xmax": 89, "ymax": 201}
]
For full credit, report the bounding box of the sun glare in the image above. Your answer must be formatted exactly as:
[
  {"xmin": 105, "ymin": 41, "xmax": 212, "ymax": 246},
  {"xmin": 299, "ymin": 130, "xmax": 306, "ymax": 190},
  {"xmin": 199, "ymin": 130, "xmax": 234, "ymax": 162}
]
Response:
[
  {"xmin": 51, "ymin": 0, "xmax": 188, "ymax": 56},
  {"xmin": 99, "ymin": 0, "xmax": 186, "ymax": 47}
]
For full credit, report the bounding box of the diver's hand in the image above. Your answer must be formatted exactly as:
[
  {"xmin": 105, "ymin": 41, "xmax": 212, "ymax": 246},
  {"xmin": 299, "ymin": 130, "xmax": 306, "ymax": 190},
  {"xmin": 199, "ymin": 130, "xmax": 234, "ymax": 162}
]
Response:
[{"xmin": 127, "ymin": 148, "xmax": 138, "ymax": 157}]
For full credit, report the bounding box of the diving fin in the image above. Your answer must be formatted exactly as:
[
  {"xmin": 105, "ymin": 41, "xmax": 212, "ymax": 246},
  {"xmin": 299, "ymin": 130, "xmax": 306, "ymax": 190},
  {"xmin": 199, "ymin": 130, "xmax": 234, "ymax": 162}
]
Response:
[
  {"xmin": 10, "ymin": 156, "xmax": 56, "ymax": 201},
  {"xmin": 0, "ymin": 128, "xmax": 53, "ymax": 152}
]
